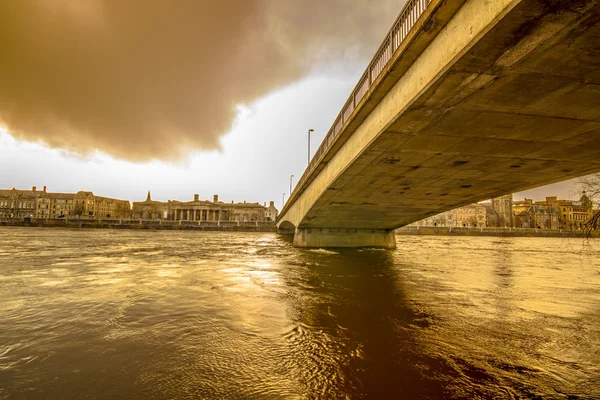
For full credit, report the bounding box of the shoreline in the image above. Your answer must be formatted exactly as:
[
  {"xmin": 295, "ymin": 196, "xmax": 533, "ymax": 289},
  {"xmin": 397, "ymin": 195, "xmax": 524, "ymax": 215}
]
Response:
[
  {"xmin": 396, "ymin": 226, "xmax": 599, "ymax": 238},
  {"xmin": 0, "ymin": 219, "xmax": 277, "ymax": 232},
  {"xmin": 2, "ymin": 220, "xmax": 598, "ymax": 238}
]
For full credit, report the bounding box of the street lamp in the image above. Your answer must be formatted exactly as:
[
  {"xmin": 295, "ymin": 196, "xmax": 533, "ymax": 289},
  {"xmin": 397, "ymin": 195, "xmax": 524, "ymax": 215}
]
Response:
[
  {"xmin": 290, "ymin": 175, "xmax": 294, "ymax": 195},
  {"xmin": 308, "ymin": 128, "xmax": 314, "ymax": 165},
  {"xmin": 282, "ymin": 192, "xmax": 286, "ymax": 208}
]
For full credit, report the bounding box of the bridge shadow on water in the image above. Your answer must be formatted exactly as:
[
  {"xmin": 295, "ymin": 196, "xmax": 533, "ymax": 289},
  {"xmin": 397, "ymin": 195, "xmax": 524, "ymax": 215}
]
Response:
[{"xmin": 278, "ymin": 246, "xmax": 505, "ymax": 399}]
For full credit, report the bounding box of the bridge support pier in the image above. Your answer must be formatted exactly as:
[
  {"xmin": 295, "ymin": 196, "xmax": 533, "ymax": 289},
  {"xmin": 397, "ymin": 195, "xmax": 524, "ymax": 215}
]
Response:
[{"xmin": 293, "ymin": 228, "xmax": 396, "ymax": 249}]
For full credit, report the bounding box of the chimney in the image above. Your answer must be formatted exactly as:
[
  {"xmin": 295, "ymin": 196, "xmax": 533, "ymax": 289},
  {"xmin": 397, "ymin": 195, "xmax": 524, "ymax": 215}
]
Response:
[
  {"xmin": 194, "ymin": 194, "xmax": 199, "ymax": 201},
  {"xmin": 270, "ymin": 201, "xmax": 274, "ymax": 207},
  {"xmin": 43, "ymin": 186, "xmax": 47, "ymax": 192},
  {"xmin": 213, "ymin": 194, "xmax": 218, "ymax": 203},
  {"xmin": 32, "ymin": 186, "xmax": 36, "ymax": 192}
]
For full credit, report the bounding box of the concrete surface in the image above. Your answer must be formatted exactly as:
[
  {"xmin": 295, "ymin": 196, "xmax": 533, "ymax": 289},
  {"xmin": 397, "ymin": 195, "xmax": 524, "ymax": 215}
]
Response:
[{"xmin": 278, "ymin": 0, "xmax": 600, "ymax": 247}]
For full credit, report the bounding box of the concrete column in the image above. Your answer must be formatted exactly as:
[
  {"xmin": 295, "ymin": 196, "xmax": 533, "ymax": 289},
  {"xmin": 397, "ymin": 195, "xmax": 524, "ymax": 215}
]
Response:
[
  {"xmin": 293, "ymin": 228, "xmax": 396, "ymax": 249},
  {"xmin": 193, "ymin": 209, "xmax": 197, "ymax": 221}
]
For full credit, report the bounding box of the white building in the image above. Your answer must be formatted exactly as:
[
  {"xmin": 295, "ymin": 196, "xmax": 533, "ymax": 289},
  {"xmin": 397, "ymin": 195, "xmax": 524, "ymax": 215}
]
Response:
[{"xmin": 264, "ymin": 201, "xmax": 278, "ymax": 221}]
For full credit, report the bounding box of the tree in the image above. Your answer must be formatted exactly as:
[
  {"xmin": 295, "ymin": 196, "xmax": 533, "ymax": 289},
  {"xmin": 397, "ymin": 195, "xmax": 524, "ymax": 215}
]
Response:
[
  {"xmin": 579, "ymin": 173, "xmax": 600, "ymax": 233},
  {"xmin": 580, "ymin": 173, "xmax": 600, "ymax": 200}
]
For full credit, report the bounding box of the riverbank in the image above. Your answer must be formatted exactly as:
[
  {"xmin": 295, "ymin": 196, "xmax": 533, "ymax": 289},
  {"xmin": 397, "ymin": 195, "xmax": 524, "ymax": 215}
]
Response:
[
  {"xmin": 0, "ymin": 218, "xmax": 276, "ymax": 232},
  {"xmin": 3, "ymin": 219, "xmax": 597, "ymax": 237},
  {"xmin": 396, "ymin": 226, "xmax": 599, "ymax": 238}
]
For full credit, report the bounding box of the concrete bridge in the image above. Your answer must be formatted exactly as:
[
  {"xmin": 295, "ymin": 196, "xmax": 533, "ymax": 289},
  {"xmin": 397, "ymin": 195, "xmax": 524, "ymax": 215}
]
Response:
[{"xmin": 276, "ymin": 0, "xmax": 600, "ymax": 248}]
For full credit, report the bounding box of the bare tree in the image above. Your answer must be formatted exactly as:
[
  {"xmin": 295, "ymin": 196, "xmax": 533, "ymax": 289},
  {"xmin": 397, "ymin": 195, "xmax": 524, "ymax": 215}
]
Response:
[
  {"xmin": 579, "ymin": 173, "xmax": 600, "ymax": 235},
  {"xmin": 580, "ymin": 173, "xmax": 600, "ymax": 199}
]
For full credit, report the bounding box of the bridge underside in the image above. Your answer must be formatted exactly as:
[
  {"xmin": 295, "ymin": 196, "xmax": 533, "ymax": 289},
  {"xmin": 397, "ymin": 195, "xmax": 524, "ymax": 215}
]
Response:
[{"xmin": 279, "ymin": 0, "xmax": 600, "ymax": 248}]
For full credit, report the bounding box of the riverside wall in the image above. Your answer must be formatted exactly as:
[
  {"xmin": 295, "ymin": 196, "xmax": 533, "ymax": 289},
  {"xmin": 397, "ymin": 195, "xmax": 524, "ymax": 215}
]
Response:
[
  {"xmin": 396, "ymin": 226, "xmax": 599, "ymax": 238},
  {"xmin": 0, "ymin": 218, "xmax": 276, "ymax": 232}
]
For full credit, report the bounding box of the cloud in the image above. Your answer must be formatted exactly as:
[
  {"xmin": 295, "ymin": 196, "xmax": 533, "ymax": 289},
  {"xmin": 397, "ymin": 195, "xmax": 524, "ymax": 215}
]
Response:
[{"xmin": 0, "ymin": 0, "xmax": 400, "ymax": 162}]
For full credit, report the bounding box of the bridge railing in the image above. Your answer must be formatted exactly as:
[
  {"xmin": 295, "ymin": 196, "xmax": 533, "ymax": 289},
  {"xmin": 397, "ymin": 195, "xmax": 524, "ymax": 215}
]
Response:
[{"xmin": 289, "ymin": 0, "xmax": 432, "ymax": 206}]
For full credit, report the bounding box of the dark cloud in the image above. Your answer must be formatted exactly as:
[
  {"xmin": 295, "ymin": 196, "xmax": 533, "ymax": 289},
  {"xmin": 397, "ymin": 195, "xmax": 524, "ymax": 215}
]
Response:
[{"xmin": 0, "ymin": 0, "xmax": 400, "ymax": 161}]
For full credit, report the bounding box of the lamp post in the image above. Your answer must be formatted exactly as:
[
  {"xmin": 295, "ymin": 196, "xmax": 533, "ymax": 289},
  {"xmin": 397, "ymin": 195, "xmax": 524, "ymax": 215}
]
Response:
[
  {"xmin": 282, "ymin": 193, "xmax": 286, "ymax": 208},
  {"xmin": 290, "ymin": 175, "xmax": 294, "ymax": 196},
  {"xmin": 308, "ymin": 128, "xmax": 314, "ymax": 165}
]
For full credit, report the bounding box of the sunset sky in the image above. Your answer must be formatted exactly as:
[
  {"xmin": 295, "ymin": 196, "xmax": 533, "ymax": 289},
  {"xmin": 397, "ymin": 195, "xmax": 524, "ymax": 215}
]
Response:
[{"xmin": 0, "ymin": 0, "xmax": 585, "ymax": 209}]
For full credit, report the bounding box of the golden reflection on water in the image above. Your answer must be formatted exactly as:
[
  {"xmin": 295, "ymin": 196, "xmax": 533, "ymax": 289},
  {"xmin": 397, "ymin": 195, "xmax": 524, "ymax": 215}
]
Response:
[{"xmin": 0, "ymin": 228, "xmax": 599, "ymax": 399}]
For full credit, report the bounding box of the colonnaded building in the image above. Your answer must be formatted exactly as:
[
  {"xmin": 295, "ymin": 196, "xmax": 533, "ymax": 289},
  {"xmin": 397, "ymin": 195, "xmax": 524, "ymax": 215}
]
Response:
[
  {"xmin": 132, "ymin": 192, "xmax": 278, "ymax": 222},
  {"xmin": 0, "ymin": 186, "xmax": 131, "ymax": 219}
]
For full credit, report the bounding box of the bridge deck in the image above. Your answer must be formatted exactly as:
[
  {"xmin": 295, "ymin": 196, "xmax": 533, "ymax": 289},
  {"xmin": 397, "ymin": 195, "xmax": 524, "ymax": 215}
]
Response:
[{"xmin": 278, "ymin": 0, "xmax": 600, "ymax": 235}]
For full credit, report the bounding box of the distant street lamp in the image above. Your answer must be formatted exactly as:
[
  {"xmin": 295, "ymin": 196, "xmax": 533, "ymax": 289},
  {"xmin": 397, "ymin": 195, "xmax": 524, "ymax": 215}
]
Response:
[
  {"xmin": 290, "ymin": 175, "xmax": 294, "ymax": 195},
  {"xmin": 282, "ymin": 193, "xmax": 286, "ymax": 208},
  {"xmin": 308, "ymin": 128, "xmax": 314, "ymax": 165}
]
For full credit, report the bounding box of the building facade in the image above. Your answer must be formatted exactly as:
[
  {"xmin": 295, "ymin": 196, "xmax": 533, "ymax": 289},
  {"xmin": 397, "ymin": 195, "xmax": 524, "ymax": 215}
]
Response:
[
  {"xmin": 35, "ymin": 190, "xmax": 75, "ymax": 218},
  {"xmin": 512, "ymin": 199, "xmax": 559, "ymax": 229},
  {"xmin": 545, "ymin": 193, "xmax": 594, "ymax": 230},
  {"xmin": 168, "ymin": 194, "xmax": 270, "ymax": 222},
  {"xmin": 410, "ymin": 203, "xmax": 486, "ymax": 228},
  {"xmin": 410, "ymin": 209, "xmax": 456, "ymax": 227},
  {"xmin": 264, "ymin": 201, "xmax": 278, "ymax": 221},
  {"xmin": 0, "ymin": 187, "xmax": 38, "ymax": 217},
  {"xmin": 456, "ymin": 203, "xmax": 487, "ymax": 227},
  {"xmin": 491, "ymin": 195, "xmax": 514, "ymax": 228},
  {"xmin": 132, "ymin": 191, "xmax": 169, "ymax": 219},
  {"xmin": 1, "ymin": 186, "xmax": 130, "ymax": 219},
  {"xmin": 93, "ymin": 195, "xmax": 131, "ymax": 219}
]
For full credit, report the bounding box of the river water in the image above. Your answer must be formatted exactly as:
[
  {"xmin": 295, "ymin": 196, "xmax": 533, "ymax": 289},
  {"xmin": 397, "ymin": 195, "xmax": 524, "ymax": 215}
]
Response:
[{"xmin": 0, "ymin": 227, "xmax": 599, "ymax": 399}]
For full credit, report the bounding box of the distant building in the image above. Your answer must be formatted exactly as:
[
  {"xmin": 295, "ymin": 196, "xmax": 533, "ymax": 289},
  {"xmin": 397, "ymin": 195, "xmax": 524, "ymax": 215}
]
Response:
[
  {"xmin": 226, "ymin": 198, "xmax": 267, "ymax": 222},
  {"xmin": 169, "ymin": 194, "xmax": 225, "ymax": 221},
  {"xmin": 410, "ymin": 203, "xmax": 486, "ymax": 228},
  {"xmin": 1, "ymin": 186, "xmax": 130, "ymax": 219},
  {"xmin": 456, "ymin": 203, "xmax": 487, "ymax": 227},
  {"xmin": 165, "ymin": 194, "xmax": 273, "ymax": 222},
  {"xmin": 409, "ymin": 209, "xmax": 454, "ymax": 227},
  {"xmin": 132, "ymin": 191, "xmax": 169, "ymax": 219},
  {"xmin": 36, "ymin": 188, "xmax": 75, "ymax": 218},
  {"xmin": 480, "ymin": 202, "xmax": 497, "ymax": 227},
  {"xmin": 491, "ymin": 194, "xmax": 513, "ymax": 227},
  {"xmin": 69, "ymin": 190, "xmax": 130, "ymax": 219},
  {"xmin": 264, "ymin": 201, "xmax": 278, "ymax": 221},
  {"xmin": 546, "ymin": 193, "xmax": 594, "ymax": 230},
  {"xmin": 0, "ymin": 187, "xmax": 38, "ymax": 217},
  {"xmin": 94, "ymin": 195, "xmax": 131, "ymax": 219},
  {"xmin": 73, "ymin": 191, "xmax": 94, "ymax": 218},
  {"xmin": 510, "ymin": 195, "xmax": 593, "ymax": 230},
  {"xmin": 512, "ymin": 198, "xmax": 559, "ymax": 229}
]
